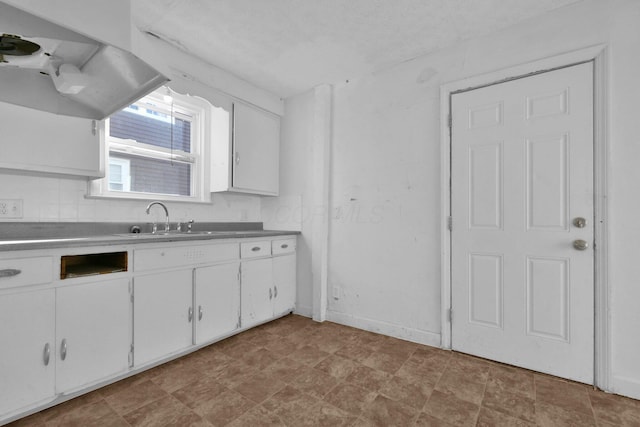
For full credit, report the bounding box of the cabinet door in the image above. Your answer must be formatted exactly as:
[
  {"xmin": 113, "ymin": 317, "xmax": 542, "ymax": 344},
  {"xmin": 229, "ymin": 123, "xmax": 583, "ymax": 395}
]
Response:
[
  {"xmin": 272, "ymin": 254, "xmax": 296, "ymax": 316},
  {"xmin": 134, "ymin": 270, "xmax": 193, "ymax": 366},
  {"xmin": 194, "ymin": 262, "xmax": 240, "ymax": 344},
  {"xmin": 0, "ymin": 289, "xmax": 55, "ymax": 415},
  {"xmin": 0, "ymin": 102, "xmax": 101, "ymax": 177},
  {"xmin": 56, "ymin": 278, "xmax": 131, "ymax": 392},
  {"xmin": 240, "ymin": 258, "xmax": 274, "ymax": 328},
  {"xmin": 232, "ymin": 102, "xmax": 280, "ymax": 195}
]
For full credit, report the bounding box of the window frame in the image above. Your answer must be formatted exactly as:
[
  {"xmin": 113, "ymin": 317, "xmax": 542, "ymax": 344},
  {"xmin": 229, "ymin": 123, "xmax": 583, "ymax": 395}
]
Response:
[{"xmin": 89, "ymin": 87, "xmax": 212, "ymax": 203}]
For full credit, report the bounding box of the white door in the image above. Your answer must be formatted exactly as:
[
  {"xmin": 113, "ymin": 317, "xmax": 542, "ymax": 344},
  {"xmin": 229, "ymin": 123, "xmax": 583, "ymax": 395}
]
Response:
[
  {"xmin": 0, "ymin": 289, "xmax": 55, "ymax": 415},
  {"xmin": 56, "ymin": 279, "xmax": 131, "ymax": 392},
  {"xmin": 272, "ymin": 254, "xmax": 296, "ymax": 316},
  {"xmin": 134, "ymin": 270, "xmax": 193, "ymax": 366},
  {"xmin": 232, "ymin": 102, "xmax": 280, "ymax": 194},
  {"xmin": 241, "ymin": 258, "xmax": 274, "ymax": 328},
  {"xmin": 194, "ymin": 262, "xmax": 240, "ymax": 344},
  {"xmin": 451, "ymin": 62, "xmax": 594, "ymax": 383}
]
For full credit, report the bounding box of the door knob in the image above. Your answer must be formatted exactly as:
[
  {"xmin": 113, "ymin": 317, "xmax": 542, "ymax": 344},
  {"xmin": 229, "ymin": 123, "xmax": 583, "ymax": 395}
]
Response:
[
  {"xmin": 573, "ymin": 239, "xmax": 589, "ymax": 250},
  {"xmin": 573, "ymin": 217, "xmax": 587, "ymax": 228}
]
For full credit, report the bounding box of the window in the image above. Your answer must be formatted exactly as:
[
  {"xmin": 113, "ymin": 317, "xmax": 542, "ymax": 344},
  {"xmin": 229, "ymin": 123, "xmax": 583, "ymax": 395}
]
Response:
[{"xmin": 89, "ymin": 87, "xmax": 211, "ymax": 202}]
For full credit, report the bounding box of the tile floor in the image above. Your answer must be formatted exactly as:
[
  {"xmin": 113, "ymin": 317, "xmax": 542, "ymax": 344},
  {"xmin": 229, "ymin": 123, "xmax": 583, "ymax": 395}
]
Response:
[{"xmin": 7, "ymin": 314, "xmax": 640, "ymax": 426}]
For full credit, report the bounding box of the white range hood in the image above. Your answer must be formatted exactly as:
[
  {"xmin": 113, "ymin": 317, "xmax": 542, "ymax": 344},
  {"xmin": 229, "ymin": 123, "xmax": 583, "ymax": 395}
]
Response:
[{"xmin": 0, "ymin": 2, "xmax": 167, "ymax": 120}]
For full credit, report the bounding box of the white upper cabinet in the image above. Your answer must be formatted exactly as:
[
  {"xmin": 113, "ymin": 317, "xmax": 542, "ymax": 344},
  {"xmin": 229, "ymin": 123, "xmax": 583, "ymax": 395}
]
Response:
[
  {"xmin": 211, "ymin": 101, "xmax": 280, "ymax": 196},
  {"xmin": 0, "ymin": 102, "xmax": 102, "ymax": 178}
]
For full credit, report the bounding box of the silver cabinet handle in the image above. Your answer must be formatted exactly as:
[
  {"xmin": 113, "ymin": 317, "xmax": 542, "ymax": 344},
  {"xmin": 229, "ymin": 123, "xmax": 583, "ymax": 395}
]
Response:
[
  {"xmin": 269, "ymin": 288, "xmax": 273, "ymax": 300},
  {"xmin": 0, "ymin": 269, "xmax": 21, "ymax": 278},
  {"xmin": 235, "ymin": 152, "xmax": 240, "ymax": 164},
  {"xmin": 60, "ymin": 339, "xmax": 67, "ymax": 361},
  {"xmin": 43, "ymin": 343, "xmax": 51, "ymax": 366},
  {"xmin": 188, "ymin": 307, "xmax": 193, "ymax": 323},
  {"xmin": 274, "ymin": 285, "xmax": 278, "ymax": 298},
  {"xmin": 251, "ymin": 246, "xmax": 261, "ymax": 252},
  {"xmin": 198, "ymin": 305, "xmax": 203, "ymax": 321},
  {"xmin": 281, "ymin": 244, "xmax": 288, "ymax": 249}
]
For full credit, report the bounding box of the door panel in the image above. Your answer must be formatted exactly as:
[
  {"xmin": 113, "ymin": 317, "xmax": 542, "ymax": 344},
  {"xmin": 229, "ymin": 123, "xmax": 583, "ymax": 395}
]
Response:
[
  {"xmin": 134, "ymin": 270, "xmax": 193, "ymax": 366},
  {"xmin": 451, "ymin": 62, "xmax": 594, "ymax": 383},
  {"xmin": 195, "ymin": 262, "xmax": 240, "ymax": 344},
  {"xmin": 56, "ymin": 279, "xmax": 130, "ymax": 392}
]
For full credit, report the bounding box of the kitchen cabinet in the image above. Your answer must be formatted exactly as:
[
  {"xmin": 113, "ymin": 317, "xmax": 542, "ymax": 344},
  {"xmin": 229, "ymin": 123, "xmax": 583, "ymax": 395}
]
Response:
[
  {"xmin": 55, "ymin": 278, "xmax": 131, "ymax": 392},
  {"xmin": 0, "ymin": 101, "xmax": 102, "ymax": 178},
  {"xmin": 273, "ymin": 253, "xmax": 296, "ymax": 316},
  {"xmin": 0, "ymin": 277, "xmax": 130, "ymax": 417},
  {"xmin": 241, "ymin": 257, "xmax": 275, "ymax": 329},
  {"xmin": 241, "ymin": 238, "xmax": 297, "ymax": 328},
  {"xmin": 194, "ymin": 262, "xmax": 240, "ymax": 344},
  {"xmin": 0, "ymin": 289, "xmax": 55, "ymax": 416},
  {"xmin": 211, "ymin": 101, "xmax": 280, "ymax": 196},
  {"xmin": 134, "ymin": 269, "xmax": 194, "ymax": 366},
  {"xmin": 1, "ymin": 234, "xmax": 296, "ymax": 424},
  {"xmin": 132, "ymin": 241, "xmax": 240, "ymax": 366}
]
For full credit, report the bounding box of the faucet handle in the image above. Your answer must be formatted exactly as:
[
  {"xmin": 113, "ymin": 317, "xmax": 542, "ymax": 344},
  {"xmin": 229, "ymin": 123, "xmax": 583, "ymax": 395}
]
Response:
[
  {"xmin": 187, "ymin": 219, "xmax": 194, "ymax": 233},
  {"xmin": 176, "ymin": 222, "xmax": 182, "ymax": 232}
]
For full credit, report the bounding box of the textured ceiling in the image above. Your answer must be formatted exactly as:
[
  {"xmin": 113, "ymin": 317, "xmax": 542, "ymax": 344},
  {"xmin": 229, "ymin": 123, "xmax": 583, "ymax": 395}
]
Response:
[{"xmin": 133, "ymin": 0, "xmax": 583, "ymax": 98}]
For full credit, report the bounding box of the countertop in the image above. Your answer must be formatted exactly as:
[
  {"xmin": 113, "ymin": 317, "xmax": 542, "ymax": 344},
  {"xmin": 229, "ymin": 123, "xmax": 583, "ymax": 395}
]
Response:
[{"xmin": 0, "ymin": 222, "xmax": 300, "ymax": 252}]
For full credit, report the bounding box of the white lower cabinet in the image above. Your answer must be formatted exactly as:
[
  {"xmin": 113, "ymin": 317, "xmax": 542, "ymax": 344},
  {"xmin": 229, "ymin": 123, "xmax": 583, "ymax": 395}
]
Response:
[
  {"xmin": 1, "ymin": 235, "xmax": 296, "ymax": 424},
  {"xmin": 56, "ymin": 279, "xmax": 131, "ymax": 392},
  {"xmin": 0, "ymin": 278, "xmax": 131, "ymax": 417},
  {"xmin": 272, "ymin": 253, "xmax": 296, "ymax": 316},
  {"xmin": 134, "ymin": 270, "xmax": 194, "ymax": 366},
  {"xmin": 194, "ymin": 262, "xmax": 240, "ymax": 344},
  {"xmin": 241, "ymin": 258, "xmax": 275, "ymax": 329},
  {"xmin": 0, "ymin": 289, "xmax": 55, "ymax": 416},
  {"xmin": 241, "ymin": 238, "xmax": 297, "ymax": 328}
]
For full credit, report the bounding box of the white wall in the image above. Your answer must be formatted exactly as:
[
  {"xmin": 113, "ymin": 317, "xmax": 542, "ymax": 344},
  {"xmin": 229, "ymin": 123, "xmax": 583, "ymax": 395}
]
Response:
[
  {"xmin": 273, "ymin": 0, "xmax": 640, "ymax": 399},
  {"xmin": 0, "ymin": 171, "xmax": 261, "ymax": 224}
]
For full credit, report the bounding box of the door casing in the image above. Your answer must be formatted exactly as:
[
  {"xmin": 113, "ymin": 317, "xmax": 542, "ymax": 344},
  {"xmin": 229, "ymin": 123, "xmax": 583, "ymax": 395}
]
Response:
[{"xmin": 439, "ymin": 45, "xmax": 610, "ymax": 390}]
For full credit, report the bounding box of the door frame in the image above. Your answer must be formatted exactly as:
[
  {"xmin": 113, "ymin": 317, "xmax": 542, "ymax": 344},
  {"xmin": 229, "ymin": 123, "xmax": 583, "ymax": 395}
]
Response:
[{"xmin": 440, "ymin": 45, "xmax": 610, "ymax": 390}]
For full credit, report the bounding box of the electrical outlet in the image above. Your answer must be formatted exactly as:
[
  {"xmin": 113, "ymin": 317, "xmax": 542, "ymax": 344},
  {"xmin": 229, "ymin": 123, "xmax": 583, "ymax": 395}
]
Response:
[{"xmin": 0, "ymin": 199, "xmax": 23, "ymax": 218}]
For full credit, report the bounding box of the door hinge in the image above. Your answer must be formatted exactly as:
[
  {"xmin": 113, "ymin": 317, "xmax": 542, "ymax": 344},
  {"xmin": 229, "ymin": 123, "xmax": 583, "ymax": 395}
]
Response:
[{"xmin": 447, "ymin": 216, "xmax": 452, "ymax": 231}]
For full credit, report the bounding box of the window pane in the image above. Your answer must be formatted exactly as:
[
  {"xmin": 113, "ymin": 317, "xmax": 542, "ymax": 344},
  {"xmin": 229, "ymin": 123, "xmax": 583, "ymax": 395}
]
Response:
[
  {"xmin": 110, "ymin": 153, "xmax": 191, "ymax": 196},
  {"xmin": 109, "ymin": 109, "xmax": 191, "ymax": 152}
]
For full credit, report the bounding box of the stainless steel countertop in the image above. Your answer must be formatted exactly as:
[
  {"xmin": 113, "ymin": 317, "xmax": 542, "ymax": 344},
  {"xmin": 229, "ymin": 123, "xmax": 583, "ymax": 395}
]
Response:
[{"xmin": 0, "ymin": 229, "xmax": 300, "ymax": 252}]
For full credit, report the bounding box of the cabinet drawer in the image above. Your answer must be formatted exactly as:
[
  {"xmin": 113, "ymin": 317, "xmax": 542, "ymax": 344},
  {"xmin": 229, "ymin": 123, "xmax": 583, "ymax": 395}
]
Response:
[
  {"xmin": 272, "ymin": 238, "xmax": 296, "ymax": 255},
  {"xmin": 0, "ymin": 257, "xmax": 53, "ymax": 289},
  {"xmin": 135, "ymin": 243, "xmax": 238, "ymax": 271},
  {"xmin": 240, "ymin": 241, "xmax": 271, "ymax": 259}
]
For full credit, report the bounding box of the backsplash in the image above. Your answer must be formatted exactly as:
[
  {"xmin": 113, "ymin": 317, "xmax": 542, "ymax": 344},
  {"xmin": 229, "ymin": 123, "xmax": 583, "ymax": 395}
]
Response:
[{"xmin": 0, "ymin": 172, "xmax": 262, "ymax": 223}]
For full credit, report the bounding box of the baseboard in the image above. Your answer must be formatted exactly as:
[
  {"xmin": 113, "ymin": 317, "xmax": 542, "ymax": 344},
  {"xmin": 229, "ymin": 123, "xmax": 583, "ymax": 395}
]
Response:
[
  {"xmin": 610, "ymin": 374, "xmax": 640, "ymax": 400},
  {"xmin": 326, "ymin": 310, "xmax": 442, "ymax": 348}
]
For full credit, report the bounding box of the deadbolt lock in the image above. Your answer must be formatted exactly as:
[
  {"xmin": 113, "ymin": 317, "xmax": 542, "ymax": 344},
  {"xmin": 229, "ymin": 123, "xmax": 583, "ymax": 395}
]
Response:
[{"xmin": 573, "ymin": 217, "xmax": 587, "ymax": 228}]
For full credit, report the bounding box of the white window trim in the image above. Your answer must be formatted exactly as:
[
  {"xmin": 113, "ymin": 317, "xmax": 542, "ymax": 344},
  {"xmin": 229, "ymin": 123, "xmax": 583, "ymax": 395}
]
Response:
[{"xmin": 89, "ymin": 88, "xmax": 212, "ymax": 203}]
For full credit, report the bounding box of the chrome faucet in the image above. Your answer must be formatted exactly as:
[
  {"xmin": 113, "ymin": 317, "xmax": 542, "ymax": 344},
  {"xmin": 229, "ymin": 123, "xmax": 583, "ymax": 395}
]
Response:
[{"xmin": 145, "ymin": 201, "xmax": 170, "ymax": 233}]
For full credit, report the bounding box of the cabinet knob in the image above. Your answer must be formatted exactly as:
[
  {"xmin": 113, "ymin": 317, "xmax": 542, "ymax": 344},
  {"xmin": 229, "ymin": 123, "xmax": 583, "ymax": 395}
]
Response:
[
  {"xmin": 251, "ymin": 246, "xmax": 261, "ymax": 252},
  {"xmin": 60, "ymin": 339, "xmax": 67, "ymax": 361},
  {"xmin": 43, "ymin": 343, "xmax": 51, "ymax": 366},
  {"xmin": 198, "ymin": 305, "xmax": 203, "ymax": 321},
  {"xmin": 269, "ymin": 288, "xmax": 273, "ymax": 300},
  {"xmin": 274, "ymin": 286, "xmax": 278, "ymax": 298},
  {"xmin": 281, "ymin": 244, "xmax": 288, "ymax": 249},
  {"xmin": 235, "ymin": 152, "xmax": 240, "ymax": 164},
  {"xmin": 188, "ymin": 307, "xmax": 193, "ymax": 323}
]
